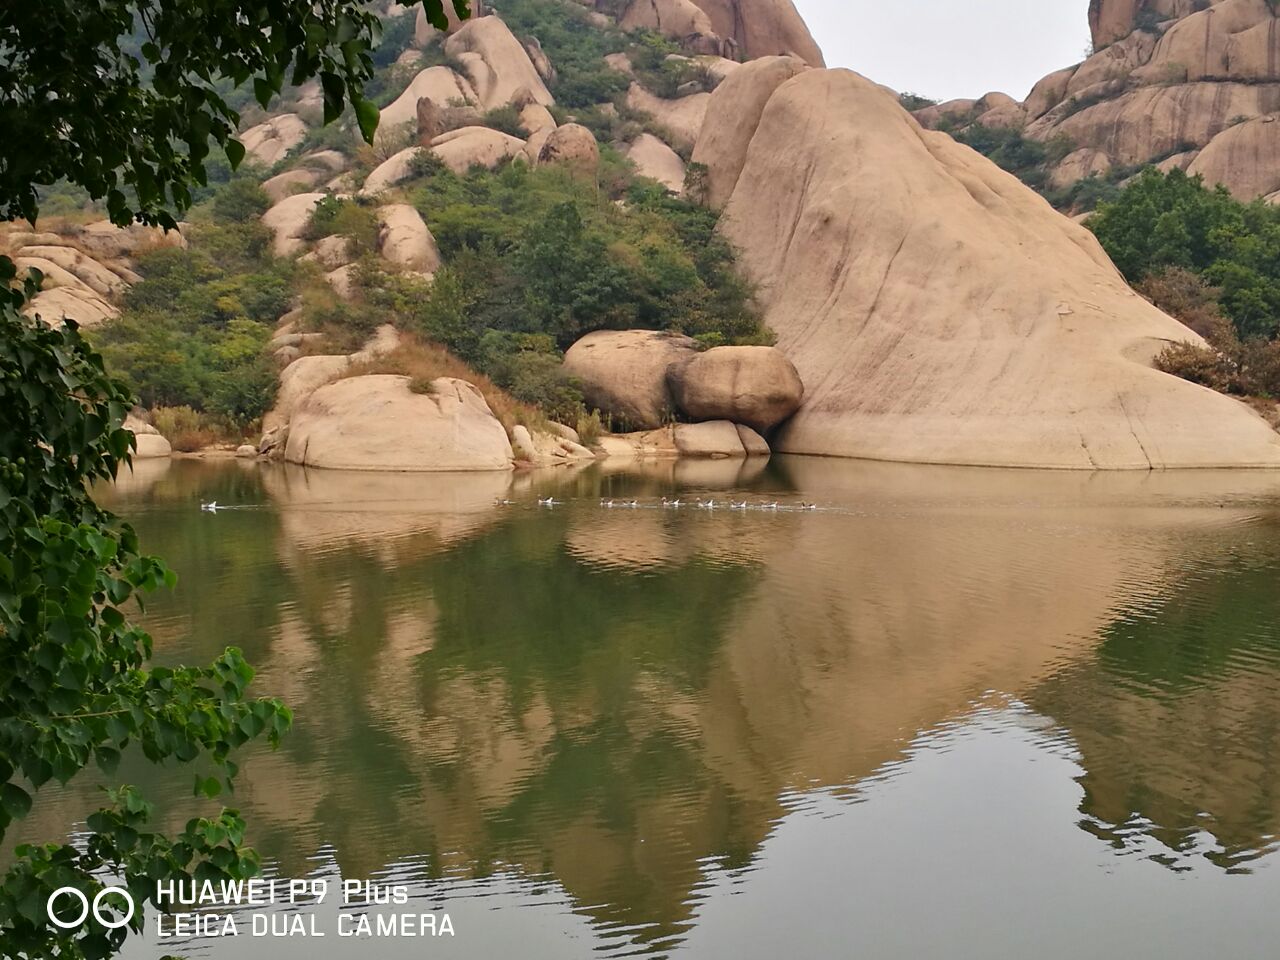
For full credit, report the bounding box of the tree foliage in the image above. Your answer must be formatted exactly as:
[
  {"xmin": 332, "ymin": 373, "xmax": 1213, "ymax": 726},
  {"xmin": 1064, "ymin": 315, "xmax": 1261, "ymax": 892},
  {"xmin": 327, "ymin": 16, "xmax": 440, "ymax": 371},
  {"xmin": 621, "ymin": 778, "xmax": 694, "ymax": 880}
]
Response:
[
  {"xmin": 0, "ymin": 0, "xmax": 471, "ymax": 228},
  {"xmin": 1090, "ymin": 168, "xmax": 1280, "ymax": 341},
  {"xmin": 0, "ymin": 264, "xmax": 292, "ymax": 958}
]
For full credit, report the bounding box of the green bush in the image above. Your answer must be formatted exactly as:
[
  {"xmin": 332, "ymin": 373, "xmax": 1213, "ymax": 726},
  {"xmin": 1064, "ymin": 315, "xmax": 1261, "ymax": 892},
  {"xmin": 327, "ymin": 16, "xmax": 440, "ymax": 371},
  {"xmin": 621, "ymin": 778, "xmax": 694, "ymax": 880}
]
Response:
[
  {"xmin": 1090, "ymin": 168, "xmax": 1280, "ymax": 340},
  {"xmin": 493, "ymin": 0, "xmax": 630, "ymax": 108},
  {"xmin": 92, "ymin": 211, "xmax": 290, "ymax": 424}
]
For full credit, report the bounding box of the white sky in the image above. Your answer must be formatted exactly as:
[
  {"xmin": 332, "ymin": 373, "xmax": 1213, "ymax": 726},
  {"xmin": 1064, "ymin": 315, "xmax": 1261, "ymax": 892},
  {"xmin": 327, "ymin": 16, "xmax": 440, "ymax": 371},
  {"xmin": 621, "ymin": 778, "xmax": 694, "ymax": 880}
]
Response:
[{"xmin": 791, "ymin": 0, "xmax": 1092, "ymax": 103}]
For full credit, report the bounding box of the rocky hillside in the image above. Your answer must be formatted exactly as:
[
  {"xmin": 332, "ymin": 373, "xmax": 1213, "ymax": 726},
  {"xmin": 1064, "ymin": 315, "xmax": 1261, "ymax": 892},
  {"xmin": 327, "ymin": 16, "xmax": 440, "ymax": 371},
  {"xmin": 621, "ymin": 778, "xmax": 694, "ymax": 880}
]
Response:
[
  {"xmin": 919, "ymin": 0, "xmax": 1280, "ymax": 203},
  {"xmin": 13, "ymin": 0, "xmax": 1280, "ymax": 470}
]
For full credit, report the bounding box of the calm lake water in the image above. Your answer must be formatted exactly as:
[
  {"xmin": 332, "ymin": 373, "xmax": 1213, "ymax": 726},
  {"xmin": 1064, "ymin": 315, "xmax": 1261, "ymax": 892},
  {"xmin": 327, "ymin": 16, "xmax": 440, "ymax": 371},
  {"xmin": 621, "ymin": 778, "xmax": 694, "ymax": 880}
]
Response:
[{"xmin": 20, "ymin": 456, "xmax": 1280, "ymax": 958}]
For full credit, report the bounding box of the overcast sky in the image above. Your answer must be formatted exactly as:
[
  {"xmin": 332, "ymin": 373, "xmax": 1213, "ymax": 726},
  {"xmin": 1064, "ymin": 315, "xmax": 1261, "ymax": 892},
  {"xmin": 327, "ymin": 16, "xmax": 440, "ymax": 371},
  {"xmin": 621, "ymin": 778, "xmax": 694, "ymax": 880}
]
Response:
[{"xmin": 791, "ymin": 0, "xmax": 1092, "ymax": 102}]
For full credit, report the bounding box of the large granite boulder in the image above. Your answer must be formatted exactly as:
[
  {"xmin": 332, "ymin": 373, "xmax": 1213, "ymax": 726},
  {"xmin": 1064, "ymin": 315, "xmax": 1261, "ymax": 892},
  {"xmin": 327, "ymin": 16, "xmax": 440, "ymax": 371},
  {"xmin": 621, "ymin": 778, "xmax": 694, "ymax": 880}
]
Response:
[
  {"xmin": 376, "ymin": 204, "xmax": 441, "ymax": 273},
  {"xmin": 283, "ymin": 375, "xmax": 515, "ymax": 471},
  {"xmin": 240, "ymin": 114, "xmax": 308, "ymax": 166},
  {"xmin": 443, "ymin": 16, "xmax": 554, "ymax": 111},
  {"xmin": 562, "ymin": 330, "xmax": 699, "ymax": 431},
  {"xmin": 668, "ymin": 345, "xmax": 804, "ymax": 432},
  {"xmin": 262, "ymin": 192, "xmax": 326, "ymax": 256},
  {"xmin": 690, "ymin": 0, "xmax": 826, "ymax": 66},
  {"xmin": 537, "ymin": 123, "xmax": 599, "ymax": 174},
  {"xmin": 623, "ymin": 134, "xmax": 686, "ymax": 192},
  {"xmin": 710, "ymin": 67, "xmax": 1280, "ymax": 467},
  {"xmin": 691, "ymin": 55, "xmax": 809, "ymax": 210}
]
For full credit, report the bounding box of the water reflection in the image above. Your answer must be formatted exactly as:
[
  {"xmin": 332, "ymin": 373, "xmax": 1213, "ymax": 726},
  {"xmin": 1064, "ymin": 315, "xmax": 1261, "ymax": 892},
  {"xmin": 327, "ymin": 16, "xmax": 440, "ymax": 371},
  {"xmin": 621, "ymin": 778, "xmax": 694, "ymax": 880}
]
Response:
[{"xmin": 19, "ymin": 458, "xmax": 1280, "ymax": 957}]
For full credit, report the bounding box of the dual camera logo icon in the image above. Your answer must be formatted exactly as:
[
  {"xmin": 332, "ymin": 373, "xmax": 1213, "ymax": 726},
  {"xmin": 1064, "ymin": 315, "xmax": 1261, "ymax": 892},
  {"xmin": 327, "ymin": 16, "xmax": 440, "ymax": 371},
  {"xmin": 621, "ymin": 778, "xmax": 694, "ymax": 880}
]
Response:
[{"xmin": 47, "ymin": 885, "xmax": 136, "ymax": 930}]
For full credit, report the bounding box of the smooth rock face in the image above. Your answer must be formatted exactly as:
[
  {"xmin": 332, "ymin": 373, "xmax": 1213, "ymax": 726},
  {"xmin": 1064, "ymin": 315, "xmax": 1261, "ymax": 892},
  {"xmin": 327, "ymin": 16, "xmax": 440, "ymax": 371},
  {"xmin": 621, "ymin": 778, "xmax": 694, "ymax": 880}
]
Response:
[
  {"xmin": 361, "ymin": 148, "xmax": 424, "ymax": 196},
  {"xmin": 265, "ymin": 355, "xmax": 352, "ymax": 432},
  {"xmin": 668, "ymin": 345, "xmax": 804, "ymax": 432},
  {"xmin": 240, "ymin": 114, "xmax": 308, "ymax": 166},
  {"xmin": 14, "ymin": 245, "xmax": 127, "ymax": 296},
  {"xmin": 714, "ymin": 68, "xmax": 1280, "ymax": 468},
  {"xmin": 262, "ymin": 168, "xmax": 325, "ymax": 203},
  {"xmin": 21, "ymin": 287, "xmax": 118, "ymax": 328},
  {"xmin": 562, "ymin": 330, "xmax": 700, "ymax": 431},
  {"xmin": 537, "ymin": 123, "xmax": 600, "ymax": 173},
  {"xmin": 262, "ymin": 192, "xmax": 326, "ymax": 256},
  {"xmin": 672, "ymin": 420, "xmax": 748, "ymax": 458},
  {"xmin": 1187, "ymin": 116, "xmax": 1280, "ymax": 199},
  {"xmin": 1015, "ymin": 0, "xmax": 1280, "ymax": 197},
  {"xmin": 430, "ymin": 127, "xmax": 526, "ymax": 174},
  {"xmin": 735, "ymin": 423, "xmax": 771, "ymax": 455},
  {"xmin": 126, "ymin": 416, "xmax": 173, "ymax": 459},
  {"xmin": 284, "ymin": 375, "xmax": 515, "ymax": 471},
  {"xmin": 690, "ymin": 0, "xmax": 826, "ymax": 66},
  {"xmin": 376, "ymin": 204, "xmax": 441, "ymax": 273},
  {"xmin": 691, "ymin": 55, "xmax": 809, "ymax": 210},
  {"xmin": 444, "ymin": 16, "xmax": 554, "ymax": 111},
  {"xmin": 619, "ymin": 0, "xmax": 716, "ymax": 41},
  {"xmin": 625, "ymin": 85, "xmax": 709, "ymax": 153},
  {"xmin": 623, "ymin": 134, "xmax": 686, "ymax": 192},
  {"xmin": 380, "ymin": 67, "xmax": 476, "ymax": 134}
]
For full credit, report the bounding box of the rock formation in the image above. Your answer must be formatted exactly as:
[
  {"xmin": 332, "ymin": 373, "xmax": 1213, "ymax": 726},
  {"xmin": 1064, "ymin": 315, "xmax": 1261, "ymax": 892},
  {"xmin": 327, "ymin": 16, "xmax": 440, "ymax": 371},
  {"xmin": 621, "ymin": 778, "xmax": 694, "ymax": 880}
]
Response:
[
  {"xmin": 562, "ymin": 330, "xmax": 700, "ymax": 431},
  {"xmin": 706, "ymin": 67, "xmax": 1280, "ymax": 467},
  {"xmin": 443, "ymin": 16, "xmax": 554, "ymax": 112},
  {"xmin": 926, "ymin": 0, "xmax": 1280, "ymax": 200},
  {"xmin": 536, "ymin": 123, "xmax": 600, "ymax": 173},
  {"xmin": 623, "ymin": 134, "xmax": 687, "ymax": 192},
  {"xmin": 284, "ymin": 375, "xmax": 515, "ymax": 471},
  {"xmin": 262, "ymin": 192, "xmax": 326, "ymax": 256},
  {"xmin": 667, "ymin": 345, "xmax": 804, "ymax": 431},
  {"xmin": 690, "ymin": 0, "xmax": 826, "ymax": 66},
  {"xmin": 380, "ymin": 67, "xmax": 477, "ymax": 134},
  {"xmin": 240, "ymin": 113, "xmax": 308, "ymax": 166},
  {"xmin": 376, "ymin": 204, "xmax": 442, "ymax": 274}
]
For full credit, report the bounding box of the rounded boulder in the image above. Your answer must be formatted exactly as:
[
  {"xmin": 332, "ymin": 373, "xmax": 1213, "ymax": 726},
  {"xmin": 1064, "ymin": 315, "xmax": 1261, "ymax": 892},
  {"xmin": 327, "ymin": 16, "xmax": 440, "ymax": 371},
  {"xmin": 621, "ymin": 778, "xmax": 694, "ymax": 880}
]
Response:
[
  {"xmin": 668, "ymin": 345, "xmax": 803, "ymax": 432},
  {"xmin": 562, "ymin": 330, "xmax": 699, "ymax": 431}
]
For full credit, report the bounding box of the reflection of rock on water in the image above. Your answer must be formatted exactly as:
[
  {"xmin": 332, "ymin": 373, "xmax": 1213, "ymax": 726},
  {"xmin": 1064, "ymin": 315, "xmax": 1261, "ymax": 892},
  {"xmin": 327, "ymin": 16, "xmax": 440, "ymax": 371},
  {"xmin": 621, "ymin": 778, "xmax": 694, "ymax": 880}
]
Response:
[
  {"xmin": 82, "ymin": 459, "xmax": 1280, "ymax": 953},
  {"xmin": 262, "ymin": 464, "xmax": 513, "ymax": 559}
]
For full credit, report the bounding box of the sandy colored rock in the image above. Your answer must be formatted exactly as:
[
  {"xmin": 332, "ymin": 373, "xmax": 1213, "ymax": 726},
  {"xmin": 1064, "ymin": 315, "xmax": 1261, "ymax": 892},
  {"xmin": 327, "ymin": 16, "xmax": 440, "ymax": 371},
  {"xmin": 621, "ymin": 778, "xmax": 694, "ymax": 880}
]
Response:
[
  {"xmin": 1027, "ymin": 81, "xmax": 1278, "ymax": 170},
  {"xmin": 236, "ymin": 444, "xmax": 258, "ymax": 459},
  {"xmin": 562, "ymin": 329, "xmax": 699, "ymax": 431},
  {"xmin": 21, "ymin": 287, "xmax": 118, "ymax": 328},
  {"xmin": 444, "ymin": 16, "xmax": 554, "ymax": 112},
  {"xmin": 619, "ymin": 0, "xmax": 716, "ymax": 41},
  {"xmin": 301, "ymin": 234, "xmax": 353, "ymax": 270},
  {"xmin": 284, "ymin": 375, "xmax": 514, "ymax": 471},
  {"xmin": 74, "ymin": 220, "xmax": 186, "ymax": 261},
  {"xmin": 380, "ymin": 67, "xmax": 476, "ymax": 134},
  {"xmin": 623, "ymin": 134, "xmax": 687, "ymax": 192},
  {"xmin": 325, "ymin": 263, "xmax": 359, "ymax": 300},
  {"xmin": 713, "ymin": 68, "xmax": 1280, "ymax": 468},
  {"xmin": 691, "ymin": 56, "xmax": 808, "ymax": 210},
  {"xmin": 262, "ymin": 168, "xmax": 325, "ymax": 203},
  {"xmin": 265, "ymin": 354, "xmax": 352, "ymax": 432},
  {"xmin": 1023, "ymin": 66, "xmax": 1077, "ymax": 121},
  {"xmin": 1050, "ymin": 148, "xmax": 1113, "ymax": 190},
  {"xmin": 519, "ymin": 102, "xmax": 557, "ymax": 135},
  {"xmin": 360, "ymin": 147, "xmax": 424, "ymax": 196},
  {"xmin": 14, "ymin": 256, "xmax": 95, "ymax": 293},
  {"xmin": 691, "ymin": 0, "xmax": 826, "ymax": 66},
  {"xmin": 605, "ymin": 52, "xmax": 635, "ymax": 77},
  {"xmin": 417, "ymin": 97, "xmax": 447, "ymax": 144},
  {"xmin": 14, "ymin": 245, "xmax": 126, "ymax": 296},
  {"xmin": 240, "ymin": 113, "xmax": 308, "ymax": 166},
  {"xmin": 1187, "ymin": 116, "xmax": 1280, "ymax": 199},
  {"xmin": 262, "ymin": 192, "xmax": 326, "ymax": 256},
  {"xmin": 668, "ymin": 345, "xmax": 804, "ymax": 431},
  {"xmin": 430, "ymin": 127, "xmax": 526, "ymax": 174},
  {"xmin": 1021, "ymin": 0, "xmax": 1280, "ymax": 197},
  {"xmin": 376, "ymin": 204, "xmax": 441, "ymax": 273},
  {"xmin": 626, "ymin": 84, "xmax": 709, "ymax": 153},
  {"xmin": 672, "ymin": 420, "xmax": 747, "ymax": 458},
  {"xmin": 523, "ymin": 36, "xmax": 556, "ymax": 83},
  {"xmin": 537, "ymin": 123, "xmax": 599, "ymax": 173},
  {"xmin": 735, "ymin": 423, "xmax": 770, "ymax": 455},
  {"xmin": 126, "ymin": 417, "xmax": 172, "ymax": 459}
]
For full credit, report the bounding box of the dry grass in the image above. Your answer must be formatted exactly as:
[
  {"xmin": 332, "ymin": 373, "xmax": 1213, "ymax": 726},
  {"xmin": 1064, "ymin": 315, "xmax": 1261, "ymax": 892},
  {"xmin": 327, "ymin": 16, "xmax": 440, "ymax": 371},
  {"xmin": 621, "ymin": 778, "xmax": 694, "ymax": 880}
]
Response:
[
  {"xmin": 344, "ymin": 336, "xmax": 550, "ymax": 436},
  {"xmin": 150, "ymin": 405, "xmax": 247, "ymax": 451}
]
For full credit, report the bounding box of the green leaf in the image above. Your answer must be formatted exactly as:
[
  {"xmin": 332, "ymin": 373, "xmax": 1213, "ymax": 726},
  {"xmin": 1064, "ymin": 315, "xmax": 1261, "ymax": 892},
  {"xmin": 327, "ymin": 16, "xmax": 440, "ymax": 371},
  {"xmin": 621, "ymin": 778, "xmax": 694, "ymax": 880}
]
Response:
[
  {"xmin": 319, "ymin": 72, "xmax": 345, "ymax": 126},
  {"xmin": 354, "ymin": 96, "xmax": 380, "ymax": 144},
  {"xmin": 1, "ymin": 783, "xmax": 33, "ymax": 819},
  {"xmin": 225, "ymin": 138, "xmax": 246, "ymax": 170}
]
